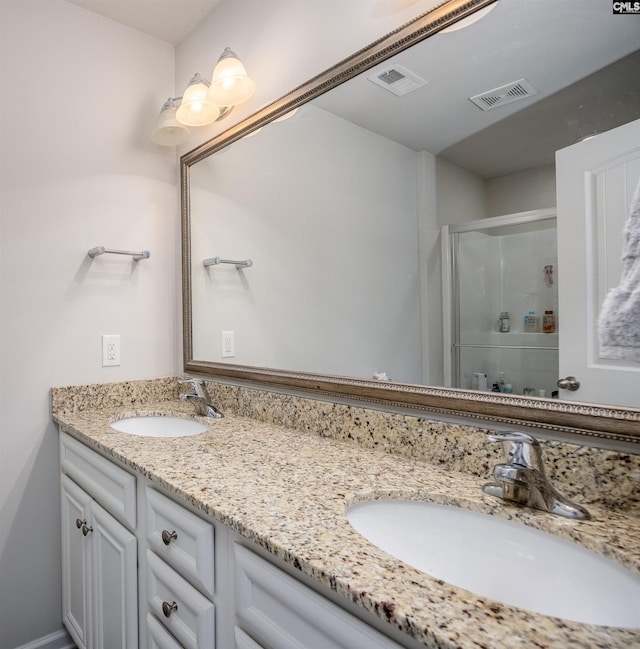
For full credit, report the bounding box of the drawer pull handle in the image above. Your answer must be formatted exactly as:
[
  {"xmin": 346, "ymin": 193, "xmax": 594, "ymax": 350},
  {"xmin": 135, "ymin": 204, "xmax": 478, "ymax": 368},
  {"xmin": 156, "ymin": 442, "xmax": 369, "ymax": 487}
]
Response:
[
  {"xmin": 162, "ymin": 600, "xmax": 178, "ymax": 618},
  {"xmin": 161, "ymin": 530, "xmax": 178, "ymax": 545}
]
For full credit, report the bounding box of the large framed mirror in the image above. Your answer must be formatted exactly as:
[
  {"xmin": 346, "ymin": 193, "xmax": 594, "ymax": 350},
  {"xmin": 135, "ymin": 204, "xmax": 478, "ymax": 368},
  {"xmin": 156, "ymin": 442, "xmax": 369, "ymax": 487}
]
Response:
[{"xmin": 182, "ymin": 0, "xmax": 640, "ymax": 446}]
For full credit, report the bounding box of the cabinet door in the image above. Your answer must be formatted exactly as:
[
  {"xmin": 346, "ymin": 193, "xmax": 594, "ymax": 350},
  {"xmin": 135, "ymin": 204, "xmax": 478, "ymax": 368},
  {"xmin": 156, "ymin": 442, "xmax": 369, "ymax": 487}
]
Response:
[
  {"xmin": 61, "ymin": 475, "xmax": 93, "ymax": 649},
  {"xmin": 91, "ymin": 500, "xmax": 138, "ymax": 649}
]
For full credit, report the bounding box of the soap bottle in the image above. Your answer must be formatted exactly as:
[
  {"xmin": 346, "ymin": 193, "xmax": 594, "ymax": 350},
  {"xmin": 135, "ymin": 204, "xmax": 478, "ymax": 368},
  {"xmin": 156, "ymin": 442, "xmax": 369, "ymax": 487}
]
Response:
[
  {"xmin": 543, "ymin": 310, "xmax": 556, "ymax": 333},
  {"xmin": 524, "ymin": 310, "xmax": 538, "ymax": 333},
  {"xmin": 498, "ymin": 311, "xmax": 511, "ymax": 332}
]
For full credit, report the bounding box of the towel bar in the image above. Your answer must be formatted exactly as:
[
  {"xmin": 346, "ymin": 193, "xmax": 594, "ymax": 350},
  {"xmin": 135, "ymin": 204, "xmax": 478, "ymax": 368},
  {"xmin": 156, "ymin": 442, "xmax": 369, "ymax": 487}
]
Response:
[
  {"xmin": 203, "ymin": 256, "xmax": 252, "ymax": 269},
  {"xmin": 88, "ymin": 246, "xmax": 150, "ymax": 261}
]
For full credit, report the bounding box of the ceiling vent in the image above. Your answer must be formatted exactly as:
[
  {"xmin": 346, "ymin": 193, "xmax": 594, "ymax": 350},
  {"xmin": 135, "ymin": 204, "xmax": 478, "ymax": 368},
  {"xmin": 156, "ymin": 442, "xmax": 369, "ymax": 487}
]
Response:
[
  {"xmin": 469, "ymin": 78, "xmax": 538, "ymax": 111},
  {"xmin": 368, "ymin": 65, "xmax": 427, "ymax": 96}
]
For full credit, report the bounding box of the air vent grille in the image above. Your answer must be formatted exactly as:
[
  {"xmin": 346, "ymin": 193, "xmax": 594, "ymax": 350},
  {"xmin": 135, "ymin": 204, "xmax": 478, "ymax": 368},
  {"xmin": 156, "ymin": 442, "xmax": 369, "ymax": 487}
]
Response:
[
  {"xmin": 368, "ymin": 64, "xmax": 427, "ymax": 97},
  {"xmin": 469, "ymin": 79, "xmax": 538, "ymax": 111}
]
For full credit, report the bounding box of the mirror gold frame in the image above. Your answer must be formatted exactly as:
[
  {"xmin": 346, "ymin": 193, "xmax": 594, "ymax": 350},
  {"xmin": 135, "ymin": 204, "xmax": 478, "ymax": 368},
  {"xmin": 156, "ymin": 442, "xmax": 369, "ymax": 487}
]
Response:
[{"xmin": 181, "ymin": 0, "xmax": 640, "ymax": 447}]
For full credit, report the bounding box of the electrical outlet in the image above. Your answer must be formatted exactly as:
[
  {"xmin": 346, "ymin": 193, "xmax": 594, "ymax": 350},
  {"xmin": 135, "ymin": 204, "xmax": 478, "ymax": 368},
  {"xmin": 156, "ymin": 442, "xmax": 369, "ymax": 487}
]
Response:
[
  {"xmin": 221, "ymin": 330, "xmax": 235, "ymax": 358},
  {"xmin": 102, "ymin": 334, "xmax": 121, "ymax": 366}
]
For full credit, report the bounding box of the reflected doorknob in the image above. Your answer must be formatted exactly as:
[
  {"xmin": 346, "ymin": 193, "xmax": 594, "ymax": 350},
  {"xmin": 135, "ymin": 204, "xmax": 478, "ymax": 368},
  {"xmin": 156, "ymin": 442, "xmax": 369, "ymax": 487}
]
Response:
[{"xmin": 557, "ymin": 376, "xmax": 580, "ymax": 391}]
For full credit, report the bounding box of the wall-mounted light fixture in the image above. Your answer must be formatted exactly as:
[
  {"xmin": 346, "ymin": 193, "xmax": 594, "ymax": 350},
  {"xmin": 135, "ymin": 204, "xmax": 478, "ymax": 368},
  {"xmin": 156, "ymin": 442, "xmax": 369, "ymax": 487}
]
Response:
[{"xmin": 152, "ymin": 47, "xmax": 255, "ymax": 146}]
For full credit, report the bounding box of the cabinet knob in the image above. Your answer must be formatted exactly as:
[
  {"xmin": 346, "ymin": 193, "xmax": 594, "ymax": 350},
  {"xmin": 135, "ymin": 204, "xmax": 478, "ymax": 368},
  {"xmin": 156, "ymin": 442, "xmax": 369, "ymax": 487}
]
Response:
[
  {"xmin": 75, "ymin": 518, "xmax": 85, "ymax": 529},
  {"xmin": 81, "ymin": 524, "xmax": 93, "ymax": 536},
  {"xmin": 161, "ymin": 529, "xmax": 178, "ymax": 546},
  {"xmin": 557, "ymin": 376, "xmax": 580, "ymax": 391},
  {"xmin": 162, "ymin": 601, "xmax": 178, "ymax": 618}
]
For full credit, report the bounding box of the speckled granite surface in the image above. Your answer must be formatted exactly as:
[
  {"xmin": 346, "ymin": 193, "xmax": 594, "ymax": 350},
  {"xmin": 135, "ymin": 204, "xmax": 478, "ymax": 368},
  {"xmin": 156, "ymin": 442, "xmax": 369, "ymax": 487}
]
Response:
[
  {"xmin": 51, "ymin": 378, "xmax": 640, "ymax": 649},
  {"xmin": 205, "ymin": 381, "xmax": 640, "ymax": 514}
]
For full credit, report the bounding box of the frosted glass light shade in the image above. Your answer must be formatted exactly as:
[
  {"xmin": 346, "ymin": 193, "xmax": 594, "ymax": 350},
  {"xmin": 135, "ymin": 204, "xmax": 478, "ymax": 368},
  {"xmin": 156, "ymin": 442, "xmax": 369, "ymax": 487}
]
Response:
[
  {"xmin": 152, "ymin": 98, "xmax": 190, "ymax": 145},
  {"xmin": 176, "ymin": 73, "xmax": 220, "ymax": 126},
  {"xmin": 209, "ymin": 47, "xmax": 255, "ymax": 107}
]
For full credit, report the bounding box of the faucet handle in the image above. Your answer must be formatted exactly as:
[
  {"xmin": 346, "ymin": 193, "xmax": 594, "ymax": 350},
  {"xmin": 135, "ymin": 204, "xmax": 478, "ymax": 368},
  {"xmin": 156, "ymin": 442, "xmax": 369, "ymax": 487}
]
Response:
[
  {"xmin": 178, "ymin": 377, "xmax": 206, "ymax": 397},
  {"xmin": 486, "ymin": 431, "xmax": 544, "ymax": 472}
]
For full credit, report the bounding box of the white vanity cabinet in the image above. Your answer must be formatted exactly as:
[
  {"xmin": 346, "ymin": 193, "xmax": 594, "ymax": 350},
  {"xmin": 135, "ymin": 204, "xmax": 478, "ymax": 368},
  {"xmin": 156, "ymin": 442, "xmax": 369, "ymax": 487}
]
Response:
[
  {"xmin": 59, "ymin": 431, "xmax": 409, "ymax": 649},
  {"xmin": 60, "ymin": 435, "xmax": 138, "ymax": 649}
]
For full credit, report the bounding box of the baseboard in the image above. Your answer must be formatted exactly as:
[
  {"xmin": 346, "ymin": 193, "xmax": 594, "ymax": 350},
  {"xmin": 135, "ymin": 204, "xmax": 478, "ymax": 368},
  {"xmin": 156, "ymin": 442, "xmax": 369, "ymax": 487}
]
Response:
[{"xmin": 13, "ymin": 628, "xmax": 75, "ymax": 649}]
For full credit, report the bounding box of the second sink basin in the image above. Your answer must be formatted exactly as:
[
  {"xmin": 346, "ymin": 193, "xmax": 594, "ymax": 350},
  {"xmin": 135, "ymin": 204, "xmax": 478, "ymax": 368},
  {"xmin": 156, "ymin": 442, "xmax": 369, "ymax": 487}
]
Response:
[
  {"xmin": 110, "ymin": 415, "xmax": 208, "ymax": 437},
  {"xmin": 346, "ymin": 499, "xmax": 640, "ymax": 628}
]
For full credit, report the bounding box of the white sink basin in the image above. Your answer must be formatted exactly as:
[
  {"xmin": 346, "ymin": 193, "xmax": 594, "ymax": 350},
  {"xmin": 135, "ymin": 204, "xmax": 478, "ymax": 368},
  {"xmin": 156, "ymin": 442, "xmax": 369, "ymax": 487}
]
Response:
[
  {"xmin": 110, "ymin": 415, "xmax": 208, "ymax": 437},
  {"xmin": 346, "ymin": 500, "xmax": 640, "ymax": 628}
]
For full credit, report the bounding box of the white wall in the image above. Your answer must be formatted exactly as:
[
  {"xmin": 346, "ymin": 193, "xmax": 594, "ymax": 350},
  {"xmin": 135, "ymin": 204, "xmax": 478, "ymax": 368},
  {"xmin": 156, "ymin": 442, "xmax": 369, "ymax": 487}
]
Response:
[
  {"xmin": 486, "ymin": 164, "xmax": 557, "ymax": 216},
  {"xmin": 435, "ymin": 157, "xmax": 488, "ymax": 225},
  {"xmin": 191, "ymin": 105, "xmax": 422, "ymax": 383},
  {"xmin": 0, "ymin": 1, "xmax": 179, "ymax": 646}
]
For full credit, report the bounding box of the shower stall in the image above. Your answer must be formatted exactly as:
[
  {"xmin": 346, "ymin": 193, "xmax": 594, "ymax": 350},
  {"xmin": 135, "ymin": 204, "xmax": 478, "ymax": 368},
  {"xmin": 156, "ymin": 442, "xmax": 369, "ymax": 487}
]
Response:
[{"xmin": 442, "ymin": 208, "xmax": 559, "ymax": 397}]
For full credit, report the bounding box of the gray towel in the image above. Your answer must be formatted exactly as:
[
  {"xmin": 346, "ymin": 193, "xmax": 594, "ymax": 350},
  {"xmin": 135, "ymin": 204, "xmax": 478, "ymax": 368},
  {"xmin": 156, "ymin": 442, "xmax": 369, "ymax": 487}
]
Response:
[{"xmin": 598, "ymin": 178, "xmax": 640, "ymax": 361}]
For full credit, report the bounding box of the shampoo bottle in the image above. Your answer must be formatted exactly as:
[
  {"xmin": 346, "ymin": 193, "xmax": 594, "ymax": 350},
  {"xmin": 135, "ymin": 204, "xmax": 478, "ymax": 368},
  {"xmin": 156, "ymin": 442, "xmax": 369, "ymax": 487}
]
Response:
[
  {"xmin": 524, "ymin": 310, "xmax": 538, "ymax": 333},
  {"xmin": 543, "ymin": 310, "xmax": 556, "ymax": 333}
]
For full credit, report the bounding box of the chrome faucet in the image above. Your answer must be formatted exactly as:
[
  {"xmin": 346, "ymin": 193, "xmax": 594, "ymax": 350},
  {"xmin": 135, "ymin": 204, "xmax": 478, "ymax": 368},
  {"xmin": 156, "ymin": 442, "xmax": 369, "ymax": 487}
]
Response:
[
  {"xmin": 178, "ymin": 378, "xmax": 224, "ymax": 418},
  {"xmin": 483, "ymin": 431, "xmax": 590, "ymax": 520}
]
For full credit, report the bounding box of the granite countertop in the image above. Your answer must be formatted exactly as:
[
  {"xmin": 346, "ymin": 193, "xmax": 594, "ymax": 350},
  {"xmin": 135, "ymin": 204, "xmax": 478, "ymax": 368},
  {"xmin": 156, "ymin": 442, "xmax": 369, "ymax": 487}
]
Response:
[{"xmin": 53, "ymin": 400, "xmax": 640, "ymax": 649}]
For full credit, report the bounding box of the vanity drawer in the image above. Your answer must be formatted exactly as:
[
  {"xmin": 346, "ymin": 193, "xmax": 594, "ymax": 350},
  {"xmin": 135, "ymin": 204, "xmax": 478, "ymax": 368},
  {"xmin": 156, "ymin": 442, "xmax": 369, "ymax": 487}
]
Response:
[
  {"xmin": 147, "ymin": 612, "xmax": 185, "ymax": 649},
  {"xmin": 60, "ymin": 432, "xmax": 136, "ymax": 528},
  {"xmin": 234, "ymin": 545, "xmax": 403, "ymax": 649},
  {"xmin": 147, "ymin": 551, "xmax": 215, "ymax": 649},
  {"xmin": 235, "ymin": 627, "xmax": 265, "ymax": 649},
  {"xmin": 146, "ymin": 487, "xmax": 215, "ymax": 597}
]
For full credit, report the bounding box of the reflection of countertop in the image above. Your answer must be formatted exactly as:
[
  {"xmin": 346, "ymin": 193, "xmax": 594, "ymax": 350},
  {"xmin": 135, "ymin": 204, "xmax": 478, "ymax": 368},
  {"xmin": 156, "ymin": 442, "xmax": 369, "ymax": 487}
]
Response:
[{"xmin": 53, "ymin": 400, "xmax": 640, "ymax": 649}]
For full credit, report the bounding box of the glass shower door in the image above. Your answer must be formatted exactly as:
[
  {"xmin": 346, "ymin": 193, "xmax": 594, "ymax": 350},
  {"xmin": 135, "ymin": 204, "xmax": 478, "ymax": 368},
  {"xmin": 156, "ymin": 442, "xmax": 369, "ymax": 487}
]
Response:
[{"xmin": 444, "ymin": 209, "xmax": 558, "ymax": 397}]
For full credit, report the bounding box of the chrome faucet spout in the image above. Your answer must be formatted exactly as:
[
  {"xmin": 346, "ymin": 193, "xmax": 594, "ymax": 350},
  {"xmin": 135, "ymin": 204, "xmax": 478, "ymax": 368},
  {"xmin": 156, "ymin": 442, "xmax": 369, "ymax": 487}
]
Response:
[
  {"xmin": 178, "ymin": 378, "xmax": 224, "ymax": 418},
  {"xmin": 483, "ymin": 432, "xmax": 590, "ymax": 520}
]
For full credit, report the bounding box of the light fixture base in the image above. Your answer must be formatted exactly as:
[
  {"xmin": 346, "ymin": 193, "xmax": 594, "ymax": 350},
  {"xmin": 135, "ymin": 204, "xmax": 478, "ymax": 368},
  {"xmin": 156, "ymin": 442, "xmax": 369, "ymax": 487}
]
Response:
[{"xmin": 216, "ymin": 106, "xmax": 233, "ymax": 121}]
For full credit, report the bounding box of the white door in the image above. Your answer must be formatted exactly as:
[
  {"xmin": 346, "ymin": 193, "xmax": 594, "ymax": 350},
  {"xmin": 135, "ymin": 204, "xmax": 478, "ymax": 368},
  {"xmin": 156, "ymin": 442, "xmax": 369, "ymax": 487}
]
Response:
[
  {"xmin": 556, "ymin": 118, "xmax": 640, "ymax": 407},
  {"xmin": 91, "ymin": 500, "xmax": 138, "ymax": 649},
  {"xmin": 61, "ymin": 475, "xmax": 92, "ymax": 649}
]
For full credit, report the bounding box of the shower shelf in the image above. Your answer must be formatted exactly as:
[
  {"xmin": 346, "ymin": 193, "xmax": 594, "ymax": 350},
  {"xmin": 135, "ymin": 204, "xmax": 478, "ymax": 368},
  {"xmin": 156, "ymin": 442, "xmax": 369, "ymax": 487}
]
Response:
[{"xmin": 454, "ymin": 343, "xmax": 558, "ymax": 352}]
